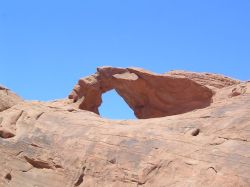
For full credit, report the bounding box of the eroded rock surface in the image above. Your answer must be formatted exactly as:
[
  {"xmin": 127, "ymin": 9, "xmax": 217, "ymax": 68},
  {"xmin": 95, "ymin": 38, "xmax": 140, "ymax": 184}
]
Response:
[
  {"xmin": 167, "ymin": 70, "xmax": 240, "ymax": 89},
  {"xmin": 69, "ymin": 67, "xmax": 217, "ymax": 118},
  {"xmin": 0, "ymin": 85, "xmax": 22, "ymax": 112},
  {"xmin": 0, "ymin": 85, "xmax": 23, "ymax": 139},
  {"xmin": 0, "ymin": 71, "xmax": 250, "ymax": 187}
]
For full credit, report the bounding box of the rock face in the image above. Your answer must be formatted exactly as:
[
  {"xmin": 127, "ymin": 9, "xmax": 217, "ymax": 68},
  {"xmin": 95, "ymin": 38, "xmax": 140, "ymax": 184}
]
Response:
[
  {"xmin": 166, "ymin": 70, "xmax": 240, "ymax": 89},
  {"xmin": 0, "ymin": 85, "xmax": 22, "ymax": 112},
  {"xmin": 1, "ymin": 68, "xmax": 250, "ymax": 187},
  {"xmin": 0, "ymin": 85, "xmax": 22, "ymax": 139},
  {"xmin": 69, "ymin": 67, "xmax": 214, "ymax": 119}
]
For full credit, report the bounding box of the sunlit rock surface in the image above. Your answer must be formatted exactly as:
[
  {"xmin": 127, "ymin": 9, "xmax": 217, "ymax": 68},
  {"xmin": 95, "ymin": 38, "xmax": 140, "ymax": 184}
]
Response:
[{"xmin": 1, "ymin": 68, "xmax": 250, "ymax": 187}]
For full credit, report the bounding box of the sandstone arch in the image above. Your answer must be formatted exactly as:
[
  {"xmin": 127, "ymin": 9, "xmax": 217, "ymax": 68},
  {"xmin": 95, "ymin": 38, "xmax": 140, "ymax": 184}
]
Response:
[{"xmin": 69, "ymin": 67, "xmax": 216, "ymax": 119}]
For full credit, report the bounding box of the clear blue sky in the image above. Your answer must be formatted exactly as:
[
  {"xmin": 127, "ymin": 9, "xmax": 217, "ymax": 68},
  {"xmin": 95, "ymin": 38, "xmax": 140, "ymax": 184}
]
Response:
[{"xmin": 1, "ymin": 0, "xmax": 250, "ymax": 119}]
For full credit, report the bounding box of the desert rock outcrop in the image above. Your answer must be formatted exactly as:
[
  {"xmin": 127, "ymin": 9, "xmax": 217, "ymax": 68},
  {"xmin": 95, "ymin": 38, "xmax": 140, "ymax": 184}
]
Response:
[
  {"xmin": 0, "ymin": 85, "xmax": 22, "ymax": 112},
  {"xmin": 0, "ymin": 68, "xmax": 250, "ymax": 187},
  {"xmin": 69, "ymin": 67, "xmax": 216, "ymax": 119}
]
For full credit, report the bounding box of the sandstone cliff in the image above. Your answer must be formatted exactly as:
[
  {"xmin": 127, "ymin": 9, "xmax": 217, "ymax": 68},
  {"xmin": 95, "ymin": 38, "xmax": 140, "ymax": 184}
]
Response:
[{"xmin": 0, "ymin": 67, "xmax": 249, "ymax": 187}]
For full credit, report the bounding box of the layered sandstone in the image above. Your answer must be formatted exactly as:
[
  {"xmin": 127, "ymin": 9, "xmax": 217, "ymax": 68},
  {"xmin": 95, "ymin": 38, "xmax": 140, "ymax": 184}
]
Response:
[{"xmin": 0, "ymin": 68, "xmax": 250, "ymax": 187}]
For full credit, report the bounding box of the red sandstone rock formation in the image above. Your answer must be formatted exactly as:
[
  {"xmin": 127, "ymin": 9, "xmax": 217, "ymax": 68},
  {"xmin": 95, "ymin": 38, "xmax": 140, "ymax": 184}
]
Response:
[
  {"xmin": 0, "ymin": 85, "xmax": 22, "ymax": 112},
  {"xmin": 0, "ymin": 68, "xmax": 250, "ymax": 187},
  {"xmin": 69, "ymin": 67, "xmax": 215, "ymax": 119}
]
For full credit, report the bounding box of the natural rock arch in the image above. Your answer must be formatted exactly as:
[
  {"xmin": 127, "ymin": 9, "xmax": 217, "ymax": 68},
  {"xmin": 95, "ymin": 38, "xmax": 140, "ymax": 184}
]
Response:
[{"xmin": 69, "ymin": 67, "xmax": 216, "ymax": 119}]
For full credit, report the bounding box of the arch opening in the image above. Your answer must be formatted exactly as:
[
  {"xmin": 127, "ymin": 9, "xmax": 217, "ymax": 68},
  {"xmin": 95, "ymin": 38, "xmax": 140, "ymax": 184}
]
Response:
[{"xmin": 99, "ymin": 89, "xmax": 136, "ymax": 120}]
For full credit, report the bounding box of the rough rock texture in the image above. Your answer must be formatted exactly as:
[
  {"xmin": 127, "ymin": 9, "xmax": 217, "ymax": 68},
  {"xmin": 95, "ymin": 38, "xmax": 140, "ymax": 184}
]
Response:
[
  {"xmin": 0, "ymin": 85, "xmax": 22, "ymax": 112},
  {"xmin": 69, "ymin": 67, "xmax": 214, "ymax": 119},
  {"xmin": 166, "ymin": 70, "xmax": 240, "ymax": 89},
  {"xmin": 1, "ymin": 68, "xmax": 250, "ymax": 187},
  {"xmin": 0, "ymin": 85, "xmax": 23, "ymax": 139}
]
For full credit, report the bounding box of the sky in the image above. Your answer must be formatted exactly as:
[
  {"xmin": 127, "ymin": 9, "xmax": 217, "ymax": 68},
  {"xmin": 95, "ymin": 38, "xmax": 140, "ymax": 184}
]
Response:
[{"xmin": 0, "ymin": 0, "xmax": 250, "ymax": 119}]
